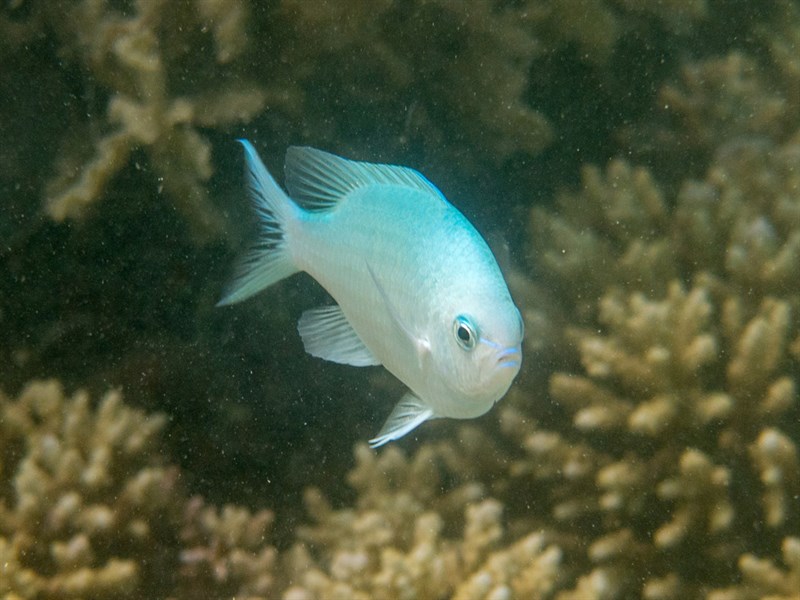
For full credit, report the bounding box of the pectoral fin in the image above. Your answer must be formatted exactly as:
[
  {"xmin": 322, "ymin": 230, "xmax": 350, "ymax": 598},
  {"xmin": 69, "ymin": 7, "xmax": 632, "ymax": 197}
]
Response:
[
  {"xmin": 298, "ymin": 305, "xmax": 380, "ymax": 367},
  {"xmin": 369, "ymin": 393, "xmax": 434, "ymax": 448}
]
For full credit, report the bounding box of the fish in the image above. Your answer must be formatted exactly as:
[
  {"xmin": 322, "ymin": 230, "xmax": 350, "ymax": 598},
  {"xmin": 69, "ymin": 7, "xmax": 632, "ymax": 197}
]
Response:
[{"xmin": 218, "ymin": 140, "xmax": 523, "ymax": 447}]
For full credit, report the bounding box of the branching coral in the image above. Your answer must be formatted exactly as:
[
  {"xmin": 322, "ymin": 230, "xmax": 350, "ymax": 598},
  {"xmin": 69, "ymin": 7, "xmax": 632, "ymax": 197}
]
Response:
[
  {"xmin": 42, "ymin": 0, "xmax": 272, "ymax": 241},
  {"xmin": 281, "ymin": 444, "xmax": 565, "ymax": 600},
  {"xmin": 658, "ymin": 52, "xmax": 790, "ymax": 153},
  {"xmin": 0, "ymin": 381, "xmax": 567, "ymax": 598},
  {"xmin": 0, "ymin": 380, "xmax": 181, "ymax": 598},
  {"xmin": 622, "ymin": 18, "xmax": 800, "ymax": 172},
  {"xmin": 2, "ymin": 377, "xmax": 791, "ymax": 598},
  {"xmin": 708, "ymin": 537, "xmax": 800, "ymax": 600},
  {"xmin": 505, "ymin": 120, "xmax": 800, "ymax": 597},
  {"xmin": 174, "ymin": 498, "xmax": 279, "ymax": 598},
  {"xmin": 278, "ymin": 0, "xmax": 552, "ymax": 165},
  {"xmin": 0, "ymin": 380, "xmax": 287, "ymax": 599},
  {"xmin": 18, "ymin": 0, "xmax": 727, "ymax": 246}
]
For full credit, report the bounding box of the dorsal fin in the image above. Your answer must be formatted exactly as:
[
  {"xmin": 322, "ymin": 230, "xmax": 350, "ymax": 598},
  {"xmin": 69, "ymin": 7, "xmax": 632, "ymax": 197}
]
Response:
[{"xmin": 284, "ymin": 146, "xmax": 445, "ymax": 209}]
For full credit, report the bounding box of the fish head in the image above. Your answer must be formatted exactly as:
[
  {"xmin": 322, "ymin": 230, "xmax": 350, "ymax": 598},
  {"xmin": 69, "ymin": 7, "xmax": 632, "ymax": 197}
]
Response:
[{"xmin": 432, "ymin": 297, "xmax": 524, "ymax": 414}]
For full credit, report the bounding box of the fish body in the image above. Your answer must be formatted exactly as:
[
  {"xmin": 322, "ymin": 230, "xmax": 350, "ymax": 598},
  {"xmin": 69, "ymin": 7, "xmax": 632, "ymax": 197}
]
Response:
[{"xmin": 219, "ymin": 140, "xmax": 523, "ymax": 447}]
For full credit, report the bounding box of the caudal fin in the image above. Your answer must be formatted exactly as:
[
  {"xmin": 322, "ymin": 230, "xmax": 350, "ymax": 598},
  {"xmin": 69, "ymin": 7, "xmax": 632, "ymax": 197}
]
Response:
[{"xmin": 217, "ymin": 140, "xmax": 300, "ymax": 306}]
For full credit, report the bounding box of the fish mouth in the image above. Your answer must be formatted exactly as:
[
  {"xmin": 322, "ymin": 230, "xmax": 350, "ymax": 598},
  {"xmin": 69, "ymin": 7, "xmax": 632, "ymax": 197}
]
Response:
[{"xmin": 495, "ymin": 345, "xmax": 522, "ymax": 369}]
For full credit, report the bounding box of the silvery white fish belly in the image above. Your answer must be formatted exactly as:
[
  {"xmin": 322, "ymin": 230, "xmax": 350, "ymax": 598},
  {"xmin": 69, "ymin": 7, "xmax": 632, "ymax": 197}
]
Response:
[{"xmin": 219, "ymin": 140, "xmax": 523, "ymax": 447}]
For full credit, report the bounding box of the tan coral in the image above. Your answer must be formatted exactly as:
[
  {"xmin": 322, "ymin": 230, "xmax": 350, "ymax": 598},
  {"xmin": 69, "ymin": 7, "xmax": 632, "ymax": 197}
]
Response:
[
  {"xmin": 195, "ymin": 0, "xmax": 250, "ymax": 64},
  {"xmin": 748, "ymin": 428, "xmax": 800, "ymax": 529},
  {"xmin": 0, "ymin": 380, "xmax": 180, "ymax": 599},
  {"xmin": 174, "ymin": 497, "xmax": 279, "ymax": 599},
  {"xmin": 548, "ymin": 281, "xmax": 727, "ymax": 437},
  {"xmin": 708, "ymin": 537, "xmax": 800, "ymax": 600},
  {"xmin": 539, "ymin": 0, "xmax": 708, "ymax": 63},
  {"xmin": 659, "ymin": 52, "xmax": 789, "ymax": 151},
  {"xmin": 0, "ymin": 380, "xmax": 289, "ymax": 599},
  {"xmin": 529, "ymin": 159, "xmax": 673, "ymax": 324},
  {"xmin": 654, "ymin": 448, "xmax": 734, "ymax": 548},
  {"xmin": 283, "ymin": 444, "xmax": 566, "ymax": 600},
  {"xmin": 506, "ymin": 86, "xmax": 800, "ymax": 594},
  {"xmin": 43, "ymin": 0, "xmax": 272, "ymax": 241},
  {"xmin": 757, "ymin": 0, "xmax": 800, "ymax": 118},
  {"xmin": 621, "ymin": 40, "xmax": 800, "ymax": 171},
  {"xmin": 280, "ymin": 0, "xmax": 552, "ymax": 165},
  {"xmin": 453, "ymin": 528, "xmax": 563, "ymax": 600}
]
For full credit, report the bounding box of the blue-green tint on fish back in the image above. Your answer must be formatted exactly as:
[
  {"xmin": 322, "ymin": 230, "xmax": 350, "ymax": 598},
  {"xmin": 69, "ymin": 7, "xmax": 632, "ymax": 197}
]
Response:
[{"xmin": 219, "ymin": 140, "xmax": 524, "ymax": 447}]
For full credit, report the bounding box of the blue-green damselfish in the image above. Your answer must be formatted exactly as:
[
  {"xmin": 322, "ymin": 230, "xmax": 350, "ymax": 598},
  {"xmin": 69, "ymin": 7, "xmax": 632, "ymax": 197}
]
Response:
[{"xmin": 219, "ymin": 141, "xmax": 523, "ymax": 447}]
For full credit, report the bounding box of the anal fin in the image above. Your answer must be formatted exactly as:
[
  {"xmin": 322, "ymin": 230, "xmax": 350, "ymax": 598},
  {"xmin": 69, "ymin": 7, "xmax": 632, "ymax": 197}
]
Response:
[
  {"xmin": 369, "ymin": 393, "xmax": 434, "ymax": 448},
  {"xmin": 298, "ymin": 305, "xmax": 380, "ymax": 367}
]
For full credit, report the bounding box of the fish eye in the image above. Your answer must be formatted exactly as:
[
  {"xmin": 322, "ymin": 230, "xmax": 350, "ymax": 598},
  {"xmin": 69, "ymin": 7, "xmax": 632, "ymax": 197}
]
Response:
[{"xmin": 453, "ymin": 315, "xmax": 477, "ymax": 351}]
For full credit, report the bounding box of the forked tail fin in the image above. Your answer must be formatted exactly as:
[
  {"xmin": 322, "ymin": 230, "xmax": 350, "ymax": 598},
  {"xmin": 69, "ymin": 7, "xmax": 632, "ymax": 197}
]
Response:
[{"xmin": 217, "ymin": 140, "xmax": 300, "ymax": 306}]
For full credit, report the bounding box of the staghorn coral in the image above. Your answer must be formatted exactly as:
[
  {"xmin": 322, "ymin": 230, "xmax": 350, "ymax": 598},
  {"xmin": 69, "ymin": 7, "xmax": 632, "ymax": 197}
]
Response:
[
  {"xmin": 502, "ymin": 124, "xmax": 800, "ymax": 596},
  {"xmin": 708, "ymin": 536, "xmax": 800, "ymax": 600},
  {"xmin": 278, "ymin": 0, "xmax": 553, "ymax": 165},
  {"xmin": 622, "ymin": 28, "xmax": 800, "ymax": 175},
  {"xmin": 529, "ymin": 157, "xmax": 673, "ymax": 320},
  {"xmin": 42, "ymin": 0, "xmax": 273, "ymax": 241},
  {"xmin": 281, "ymin": 444, "xmax": 565, "ymax": 600},
  {"xmin": 8, "ymin": 0, "xmax": 726, "ymax": 248},
  {"xmin": 0, "ymin": 379, "xmax": 181, "ymax": 598},
  {"xmin": 618, "ymin": 0, "xmax": 800, "ymax": 180},
  {"xmin": 0, "ymin": 379, "xmax": 288, "ymax": 599},
  {"xmin": 173, "ymin": 497, "xmax": 280, "ymax": 599},
  {"xmin": 617, "ymin": 51, "xmax": 794, "ymax": 182},
  {"xmin": 763, "ymin": 1, "xmax": 800, "ymax": 114},
  {"xmin": 657, "ymin": 52, "xmax": 790, "ymax": 153},
  {"xmin": 0, "ymin": 380, "xmax": 570, "ymax": 598},
  {"xmin": 503, "ymin": 27, "xmax": 800, "ymax": 594},
  {"xmin": 517, "ymin": 0, "xmax": 709, "ymax": 67},
  {"xmin": 275, "ymin": 0, "xmax": 717, "ymax": 165}
]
